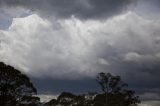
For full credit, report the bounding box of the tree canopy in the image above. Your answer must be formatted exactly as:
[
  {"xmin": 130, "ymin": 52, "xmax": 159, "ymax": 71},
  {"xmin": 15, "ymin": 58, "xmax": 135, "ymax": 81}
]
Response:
[
  {"xmin": 0, "ymin": 62, "xmax": 40, "ymax": 106},
  {"xmin": 0, "ymin": 62, "xmax": 140, "ymax": 106},
  {"xmin": 44, "ymin": 72, "xmax": 140, "ymax": 106},
  {"xmin": 96, "ymin": 72, "xmax": 140, "ymax": 106}
]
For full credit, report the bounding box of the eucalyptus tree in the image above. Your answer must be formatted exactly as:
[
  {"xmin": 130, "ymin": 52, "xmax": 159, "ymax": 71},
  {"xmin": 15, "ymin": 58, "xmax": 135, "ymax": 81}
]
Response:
[
  {"xmin": 96, "ymin": 72, "xmax": 140, "ymax": 106},
  {"xmin": 0, "ymin": 62, "xmax": 39, "ymax": 106}
]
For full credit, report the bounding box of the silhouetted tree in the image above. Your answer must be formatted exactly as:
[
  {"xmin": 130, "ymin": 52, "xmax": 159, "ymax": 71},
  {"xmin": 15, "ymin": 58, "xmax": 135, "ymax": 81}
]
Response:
[
  {"xmin": 57, "ymin": 92, "xmax": 76, "ymax": 106},
  {"xmin": 96, "ymin": 72, "xmax": 140, "ymax": 106},
  {"xmin": 57, "ymin": 92, "xmax": 86, "ymax": 106},
  {"xmin": 0, "ymin": 62, "xmax": 40, "ymax": 106},
  {"xmin": 45, "ymin": 92, "xmax": 87, "ymax": 106},
  {"xmin": 44, "ymin": 99, "xmax": 57, "ymax": 106},
  {"xmin": 43, "ymin": 72, "xmax": 140, "ymax": 106}
]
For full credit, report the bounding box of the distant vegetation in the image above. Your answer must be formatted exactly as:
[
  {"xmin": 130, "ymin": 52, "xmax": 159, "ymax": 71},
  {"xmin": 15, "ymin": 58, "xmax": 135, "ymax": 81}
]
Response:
[{"xmin": 0, "ymin": 62, "xmax": 140, "ymax": 106}]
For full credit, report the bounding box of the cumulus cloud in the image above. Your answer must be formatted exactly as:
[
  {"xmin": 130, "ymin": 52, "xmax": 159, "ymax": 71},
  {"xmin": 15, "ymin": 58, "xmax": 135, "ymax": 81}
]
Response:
[
  {"xmin": 1, "ymin": 11, "xmax": 160, "ymax": 103},
  {"xmin": 0, "ymin": 14, "xmax": 105, "ymax": 78},
  {"xmin": 0, "ymin": 11, "xmax": 160, "ymax": 80}
]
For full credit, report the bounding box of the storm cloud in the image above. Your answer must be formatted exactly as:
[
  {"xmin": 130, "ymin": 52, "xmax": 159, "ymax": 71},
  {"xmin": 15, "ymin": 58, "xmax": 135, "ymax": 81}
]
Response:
[
  {"xmin": 0, "ymin": 0, "xmax": 134, "ymax": 19},
  {"xmin": 0, "ymin": 0, "xmax": 160, "ymax": 105},
  {"xmin": 1, "ymin": 11, "xmax": 160, "ymax": 89}
]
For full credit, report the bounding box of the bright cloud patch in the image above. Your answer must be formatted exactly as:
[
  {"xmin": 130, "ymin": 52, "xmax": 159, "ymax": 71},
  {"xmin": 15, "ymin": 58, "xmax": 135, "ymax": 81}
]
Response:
[
  {"xmin": 139, "ymin": 101, "xmax": 160, "ymax": 106},
  {"xmin": 0, "ymin": 12, "xmax": 160, "ymax": 80}
]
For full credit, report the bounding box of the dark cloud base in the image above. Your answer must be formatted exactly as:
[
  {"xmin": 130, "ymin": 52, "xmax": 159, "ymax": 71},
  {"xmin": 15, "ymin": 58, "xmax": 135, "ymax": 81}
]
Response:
[
  {"xmin": 31, "ymin": 76, "xmax": 160, "ymax": 102},
  {"xmin": 31, "ymin": 77, "xmax": 100, "ymax": 95},
  {"xmin": 0, "ymin": 0, "xmax": 134, "ymax": 19}
]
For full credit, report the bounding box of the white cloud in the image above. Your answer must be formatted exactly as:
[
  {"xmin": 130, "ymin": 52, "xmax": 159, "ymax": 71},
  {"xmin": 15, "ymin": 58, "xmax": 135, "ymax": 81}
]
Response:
[
  {"xmin": 141, "ymin": 93, "xmax": 160, "ymax": 101},
  {"xmin": 124, "ymin": 52, "xmax": 160, "ymax": 63},
  {"xmin": 1, "ymin": 11, "xmax": 160, "ymax": 80},
  {"xmin": 98, "ymin": 58, "xmax": 110, "ymax": 66},
  {"xmin": 139, "ymin": 101, "xmax": 160, "ymax": 106},
  {"xmin": 124, "ymin": 52, "xmax": 142, "ymax": 62}
]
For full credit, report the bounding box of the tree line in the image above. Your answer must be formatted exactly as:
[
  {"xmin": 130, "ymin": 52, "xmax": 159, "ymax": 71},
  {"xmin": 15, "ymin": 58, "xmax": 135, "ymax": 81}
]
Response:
[{"xmin": 0, "ymin": 62, "xmax": 140, "ymax": 106}]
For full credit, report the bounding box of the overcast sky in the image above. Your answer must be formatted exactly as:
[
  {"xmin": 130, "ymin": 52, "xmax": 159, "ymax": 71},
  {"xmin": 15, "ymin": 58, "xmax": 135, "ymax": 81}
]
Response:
[{"xmin": 0, "ymin": 0, "xmax": 160, "ymax": 105}]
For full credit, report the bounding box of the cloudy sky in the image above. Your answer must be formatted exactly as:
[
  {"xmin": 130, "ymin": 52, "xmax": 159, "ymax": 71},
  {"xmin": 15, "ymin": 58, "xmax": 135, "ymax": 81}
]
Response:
[{"xmin": 0, "ymin": 0, "xmax": 160, "ymax": 105}]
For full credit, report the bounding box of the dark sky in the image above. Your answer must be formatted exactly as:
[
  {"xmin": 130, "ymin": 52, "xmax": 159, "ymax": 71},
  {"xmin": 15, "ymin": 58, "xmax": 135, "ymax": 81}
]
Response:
[
  {"xmin": 0, "ymin": 0, "xmax": 160, "ymax": 105},
  {"xmin": 0, "ymin": 0, "xmax": 133, "ymax": 19}
]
